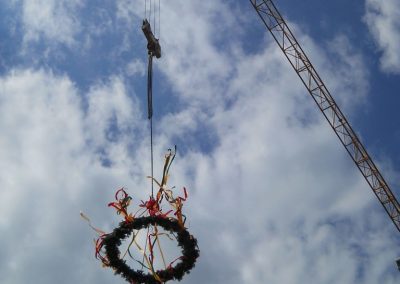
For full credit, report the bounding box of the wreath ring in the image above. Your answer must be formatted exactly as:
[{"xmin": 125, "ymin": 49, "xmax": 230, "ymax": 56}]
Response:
[{"xmin": 103, "ymin": 216, "xmax": 199, "ymax": 284}]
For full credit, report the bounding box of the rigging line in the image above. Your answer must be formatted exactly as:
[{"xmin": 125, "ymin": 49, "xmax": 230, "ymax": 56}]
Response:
[
  {"xmin": 153, "ymin": 0, "xmax": 156, "ymax": 38},
  {"xmin": 147, "ymin": 52, "xmax": 154, "ymax": 197},
  {"xmin": 147, "ymin": 54, "xmax": 153, "ymax": 119},
  {"xmin": 158, "ymin": 0, "xmax": 160, "ymax": 39},
  {"xmin": 150, "ymin": 116, "xmax": 154, "ymax": 197},
  {"xmin": 145, "ymin": 0, "xmax": 150, "ymax": 20},
  {"xmin": 146, "ymin": 0, "xmax": 150, "ymax": 22}
]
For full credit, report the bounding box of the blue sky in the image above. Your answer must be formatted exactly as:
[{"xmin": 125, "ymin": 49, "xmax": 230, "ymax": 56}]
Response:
[{"xmin": 0, "ymin": 0, "xmax": 400, "ymax": 283}]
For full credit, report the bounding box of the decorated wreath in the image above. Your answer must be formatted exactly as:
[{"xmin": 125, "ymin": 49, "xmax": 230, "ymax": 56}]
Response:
[{"xmin": 82, "ymin": 148, "xmax": 199, "ymax": 283}]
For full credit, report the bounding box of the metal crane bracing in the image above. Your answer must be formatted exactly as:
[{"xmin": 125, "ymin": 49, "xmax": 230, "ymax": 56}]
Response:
[{"xmin": 249, "ymin": 0, "xmax": 400, "ymax": 232}]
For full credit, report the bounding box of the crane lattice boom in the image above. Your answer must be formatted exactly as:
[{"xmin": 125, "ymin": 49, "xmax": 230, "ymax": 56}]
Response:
[{"xmin": 249, "ymin": 0, "xmax": 400, "ymax": 232}]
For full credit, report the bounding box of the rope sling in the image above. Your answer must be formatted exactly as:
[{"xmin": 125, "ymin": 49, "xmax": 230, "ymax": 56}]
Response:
[{"xmin": 142, "ymin": 18, "xmax": 161, "ymax": 197}]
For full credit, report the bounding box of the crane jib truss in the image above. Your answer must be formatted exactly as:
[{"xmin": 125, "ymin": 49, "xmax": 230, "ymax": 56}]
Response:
[{"xmin": 249, "ymin": 0, "xmax": 400, "ymax": 232}]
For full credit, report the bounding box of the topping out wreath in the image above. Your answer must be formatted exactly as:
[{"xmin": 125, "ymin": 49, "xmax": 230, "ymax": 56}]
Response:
[{"xmin": 82, "ymin": 148, "xmax": 199, "ymax": 283}]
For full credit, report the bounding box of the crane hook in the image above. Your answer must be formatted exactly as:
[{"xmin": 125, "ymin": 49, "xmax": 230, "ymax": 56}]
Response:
[{"xmin": 142, "ymin": 19, "xmax": 161, "ymax": 58}]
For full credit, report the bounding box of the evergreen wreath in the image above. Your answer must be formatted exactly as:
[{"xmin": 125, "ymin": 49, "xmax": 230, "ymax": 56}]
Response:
[
  {"xmin": 82, "ymin": 148, "xmax": 200, "ymax": 284},
  {"xmin": 103, "ymin": 216, "xmax": 199, "ymax": 284}
]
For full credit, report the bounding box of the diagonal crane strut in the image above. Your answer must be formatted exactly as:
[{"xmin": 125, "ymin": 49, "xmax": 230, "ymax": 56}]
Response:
[{"xmin": 249, "ymin": 0, "xmax": 400, "ymax": 232}]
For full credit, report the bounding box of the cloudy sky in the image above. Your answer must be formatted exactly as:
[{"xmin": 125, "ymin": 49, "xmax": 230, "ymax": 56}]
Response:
[{"xmin": 0, "ymin": 0, "xmax": 400, "ymax": 283}]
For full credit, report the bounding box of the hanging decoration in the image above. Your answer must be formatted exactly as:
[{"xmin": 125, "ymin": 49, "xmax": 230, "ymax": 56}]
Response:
[
  {"xmin": 84, "ymin": 148, "xmax": 199, "ymax": 283},
  {"xmin": 83, "ymin": 2, "xmax": 199, "ymax": 282}
]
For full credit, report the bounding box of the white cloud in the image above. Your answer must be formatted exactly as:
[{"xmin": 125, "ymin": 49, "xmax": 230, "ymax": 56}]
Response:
[
  {"xmin": 20, "ymin": 0, "xmax": 83, "ymax": 47},
  {"xmin": 125, "ymin": 58, "xmax": 146, "ymax": 77},
  {"xmin": 136, "ymin": 2, "xmax": 397, "ymax": 283},
  {"xmin": 364, "ymin": 0, "xmax": 400, "ymax": 73},
  {"xmin": 109, "ymin": 3, "xmax": 397, "ymax": 284},
  {"xmin": 0, "ymin": 1, "xmax": 399, "ymax": 284},
  {"xmin": 324, "ymin": 35, "xmax": 370, "ymax": 110},
  {"xmin": 0, "ymin": 69, "xmax": 148, "ymax": 283}
]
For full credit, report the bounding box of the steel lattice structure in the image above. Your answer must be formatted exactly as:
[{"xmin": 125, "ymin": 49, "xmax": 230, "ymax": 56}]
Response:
[{"xmin": 250, "ymin": 0, "xmax": 400, "ymax": 232}]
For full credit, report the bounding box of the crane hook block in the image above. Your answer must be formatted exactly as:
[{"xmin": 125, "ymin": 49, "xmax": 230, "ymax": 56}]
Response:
[{"xmin": 142, "ymin": 19, "xmax": 161, "ymax": 59}]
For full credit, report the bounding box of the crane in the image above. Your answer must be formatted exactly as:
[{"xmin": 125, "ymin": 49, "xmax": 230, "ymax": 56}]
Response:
[{"xmin": 249, "ymin": 0, "xmax": 400, "ymax": 235}]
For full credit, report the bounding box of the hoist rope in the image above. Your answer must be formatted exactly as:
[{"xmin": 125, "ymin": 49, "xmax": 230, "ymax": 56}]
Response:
[
  {"xmin": 145, "ymin": 0, "xmax": 153, "ymax": 27},
  {"xmin": 147, "ymin": 54, "xmax": 153, "ymax": 119},
  {"xmin": 150, "ymin": 119, "xmax": 154, "ymax": 197},
  {"xmin": 147, "ymin": 53, "xmax": 154, "ymax": 198},
  {"xmin": 153, "ymin": 0, "xmax": 155, "ymax": 36},
  {"xmin": 145, "ymin": 0, "xmax": 160, "ymax": 38},
  {"xmin": 145, "ymin": 0, "xmax": 161, "ymax": 198},
  {"xmin": 144, "ymin": 0, "xmax": 162, "ymax": 198}
]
